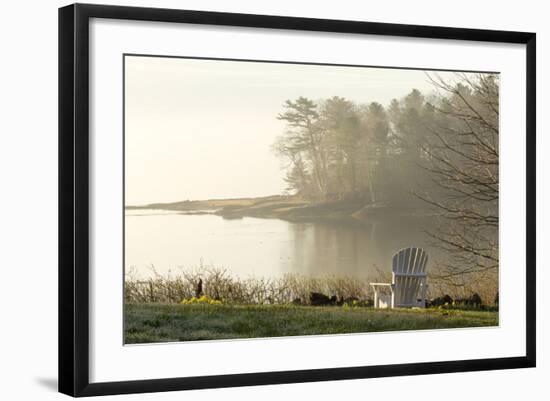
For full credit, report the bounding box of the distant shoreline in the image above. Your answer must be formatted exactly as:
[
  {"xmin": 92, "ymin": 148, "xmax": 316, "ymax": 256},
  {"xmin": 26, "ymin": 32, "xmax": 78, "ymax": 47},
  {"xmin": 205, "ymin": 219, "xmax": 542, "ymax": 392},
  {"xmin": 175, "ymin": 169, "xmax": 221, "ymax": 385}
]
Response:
[{"xmin": 126, "ymin": 195, "xmax": 434, "ymax": 222}]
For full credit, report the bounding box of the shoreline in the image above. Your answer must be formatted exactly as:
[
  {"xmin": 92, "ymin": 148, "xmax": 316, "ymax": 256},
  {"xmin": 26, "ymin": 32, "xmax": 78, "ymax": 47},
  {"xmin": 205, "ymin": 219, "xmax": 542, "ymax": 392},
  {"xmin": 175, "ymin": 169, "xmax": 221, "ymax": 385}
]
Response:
[{"xmin": 126, "ymin": 195, "xmax": 435, "ymax": 223}]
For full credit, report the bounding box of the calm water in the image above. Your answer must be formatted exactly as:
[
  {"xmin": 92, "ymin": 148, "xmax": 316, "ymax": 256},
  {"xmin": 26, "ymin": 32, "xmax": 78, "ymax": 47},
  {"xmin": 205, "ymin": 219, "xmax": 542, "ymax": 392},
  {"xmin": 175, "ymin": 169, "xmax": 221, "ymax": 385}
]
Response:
[{"xmin": 125, "ymin": 210, "xmax": 437, "ymax": 279}]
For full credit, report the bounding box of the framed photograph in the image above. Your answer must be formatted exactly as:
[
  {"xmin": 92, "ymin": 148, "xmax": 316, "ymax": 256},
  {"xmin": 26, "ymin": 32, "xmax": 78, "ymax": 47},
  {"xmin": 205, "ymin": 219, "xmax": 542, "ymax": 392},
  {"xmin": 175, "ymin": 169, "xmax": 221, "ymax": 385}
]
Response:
[{"xmin": 59, "ymin": 3, "xmax": 536, "ymax": 397}]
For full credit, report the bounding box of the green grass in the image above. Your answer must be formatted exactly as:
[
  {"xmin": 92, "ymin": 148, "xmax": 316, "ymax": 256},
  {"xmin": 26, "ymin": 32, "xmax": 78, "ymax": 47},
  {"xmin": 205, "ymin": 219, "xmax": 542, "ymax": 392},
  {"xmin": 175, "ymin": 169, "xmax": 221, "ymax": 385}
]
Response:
[{"xmin": 124, "ymin": 303, "xmax": 498, "ymax": 344}]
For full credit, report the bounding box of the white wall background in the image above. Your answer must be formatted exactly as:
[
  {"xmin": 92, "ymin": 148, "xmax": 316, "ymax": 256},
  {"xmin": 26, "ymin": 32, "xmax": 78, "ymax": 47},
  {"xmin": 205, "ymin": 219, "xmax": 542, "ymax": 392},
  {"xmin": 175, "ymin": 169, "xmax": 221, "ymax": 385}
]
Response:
[{"xmin": 0, "ymin": 0, "xmax": 546, "ymax": 399}]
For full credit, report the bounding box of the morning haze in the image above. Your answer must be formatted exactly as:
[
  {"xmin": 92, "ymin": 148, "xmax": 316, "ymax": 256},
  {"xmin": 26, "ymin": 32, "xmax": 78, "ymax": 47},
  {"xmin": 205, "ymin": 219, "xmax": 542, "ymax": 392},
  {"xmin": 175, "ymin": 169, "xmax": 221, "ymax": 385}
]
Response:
[{"xmin": 125, "ymin": 55, "xmax": 456, "ymax": 205}]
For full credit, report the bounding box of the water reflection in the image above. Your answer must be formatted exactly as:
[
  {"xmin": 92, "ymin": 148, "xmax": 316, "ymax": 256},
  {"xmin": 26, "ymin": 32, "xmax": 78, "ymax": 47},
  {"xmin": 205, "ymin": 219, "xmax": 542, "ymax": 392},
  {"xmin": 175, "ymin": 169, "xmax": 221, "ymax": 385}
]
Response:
[
  {"xmin": 125, "ymin": 210, "xmax": 437, "ymax": 279},
  {"xmin": 287, "ymin": 219, "xmax": 433, "ymax": 278}
]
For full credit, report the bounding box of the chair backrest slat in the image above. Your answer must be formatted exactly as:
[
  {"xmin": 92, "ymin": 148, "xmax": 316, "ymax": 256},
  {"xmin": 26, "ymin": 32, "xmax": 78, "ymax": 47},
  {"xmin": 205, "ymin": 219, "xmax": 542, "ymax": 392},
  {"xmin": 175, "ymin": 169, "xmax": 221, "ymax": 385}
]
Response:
[{"xmin": 391, "ymin": 247, "xmax": 429, "ymax": 307}]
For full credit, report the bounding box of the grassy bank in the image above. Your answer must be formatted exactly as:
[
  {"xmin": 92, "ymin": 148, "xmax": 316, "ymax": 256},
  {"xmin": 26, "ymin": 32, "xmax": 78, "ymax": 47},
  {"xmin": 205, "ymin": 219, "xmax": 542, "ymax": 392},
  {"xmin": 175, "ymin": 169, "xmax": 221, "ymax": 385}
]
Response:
[{"xmin": 125, "ymin": 303, "xmax": 498, "ymax": 344}]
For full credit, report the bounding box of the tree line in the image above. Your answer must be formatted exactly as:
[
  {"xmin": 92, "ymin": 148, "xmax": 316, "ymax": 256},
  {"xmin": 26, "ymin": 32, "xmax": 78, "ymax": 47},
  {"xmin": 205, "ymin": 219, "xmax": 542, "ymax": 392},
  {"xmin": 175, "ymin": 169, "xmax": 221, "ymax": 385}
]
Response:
[{"xmin": 273, "ymin": 87, "xmax": 441, "ymax": 207}]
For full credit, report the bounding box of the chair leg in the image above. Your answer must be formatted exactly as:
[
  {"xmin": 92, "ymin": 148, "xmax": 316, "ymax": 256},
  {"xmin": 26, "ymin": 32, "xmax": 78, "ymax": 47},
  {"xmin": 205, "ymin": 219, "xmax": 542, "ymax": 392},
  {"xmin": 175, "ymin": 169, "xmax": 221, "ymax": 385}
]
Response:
[{"xmin": 420, "ymin": 279, "xmax": 427, "ymax": 308}]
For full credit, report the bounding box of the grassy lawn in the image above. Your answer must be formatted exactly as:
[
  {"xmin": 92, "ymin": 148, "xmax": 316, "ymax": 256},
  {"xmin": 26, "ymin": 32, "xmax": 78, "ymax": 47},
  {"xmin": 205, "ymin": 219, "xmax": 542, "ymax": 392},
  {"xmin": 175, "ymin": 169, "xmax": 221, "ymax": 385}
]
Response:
[{"xmin": 125, "ymin": 303, "xmax": 498, "ymax": 344}]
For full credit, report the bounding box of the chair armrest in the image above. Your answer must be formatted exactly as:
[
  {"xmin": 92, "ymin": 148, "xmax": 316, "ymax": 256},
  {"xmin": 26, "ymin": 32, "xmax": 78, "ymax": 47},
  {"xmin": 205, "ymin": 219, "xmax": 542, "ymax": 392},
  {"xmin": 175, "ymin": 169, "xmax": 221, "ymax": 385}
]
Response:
[{"xmin": 369, "ymin": 282, "xmax": 392, "ymax": 287}]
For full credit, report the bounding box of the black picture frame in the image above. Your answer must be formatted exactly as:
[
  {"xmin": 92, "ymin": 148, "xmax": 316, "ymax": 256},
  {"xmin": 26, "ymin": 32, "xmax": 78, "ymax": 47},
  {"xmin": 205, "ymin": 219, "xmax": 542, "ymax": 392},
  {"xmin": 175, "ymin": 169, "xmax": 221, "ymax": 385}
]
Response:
[{"xmin": 59, "ymin": 3, "xmax": 536, "ymax": 397}]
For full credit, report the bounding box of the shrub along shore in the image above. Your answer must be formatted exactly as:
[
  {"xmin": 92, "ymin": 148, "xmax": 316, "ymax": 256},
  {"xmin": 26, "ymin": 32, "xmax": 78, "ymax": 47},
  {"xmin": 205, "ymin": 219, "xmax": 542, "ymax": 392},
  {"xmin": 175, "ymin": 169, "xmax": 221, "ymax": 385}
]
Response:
[
  {"xmin": 125, "ymin": 267, "xmax": 376, "ymax": 306},
  {"xmin": 125, "ymin": 266, "xmax": 496, "ymax": 308}
]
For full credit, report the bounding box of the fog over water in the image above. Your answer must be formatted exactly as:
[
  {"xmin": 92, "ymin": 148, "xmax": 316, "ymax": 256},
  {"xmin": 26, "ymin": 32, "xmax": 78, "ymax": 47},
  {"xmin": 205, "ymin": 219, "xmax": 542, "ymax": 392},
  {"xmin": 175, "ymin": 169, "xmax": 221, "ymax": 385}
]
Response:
[{"xmin": 124, "ymin": 56, "xmax": 487, "ymax": 282}]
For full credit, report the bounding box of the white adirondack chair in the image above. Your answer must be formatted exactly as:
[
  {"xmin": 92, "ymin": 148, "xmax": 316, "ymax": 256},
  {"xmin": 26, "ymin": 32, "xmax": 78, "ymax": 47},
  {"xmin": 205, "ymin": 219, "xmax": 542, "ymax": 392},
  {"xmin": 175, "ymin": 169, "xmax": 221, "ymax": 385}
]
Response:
[{"xmin": 370, "ymin": 247, "xmax": 429, "ymax": 308}]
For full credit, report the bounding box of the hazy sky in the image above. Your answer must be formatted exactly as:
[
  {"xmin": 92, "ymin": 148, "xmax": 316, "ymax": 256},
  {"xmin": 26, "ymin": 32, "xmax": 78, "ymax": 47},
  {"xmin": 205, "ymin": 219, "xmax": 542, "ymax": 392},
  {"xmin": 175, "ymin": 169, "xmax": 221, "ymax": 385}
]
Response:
[{"xmin": 125, "ymin": 55, "xmax": 458, "ymax": 205}]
